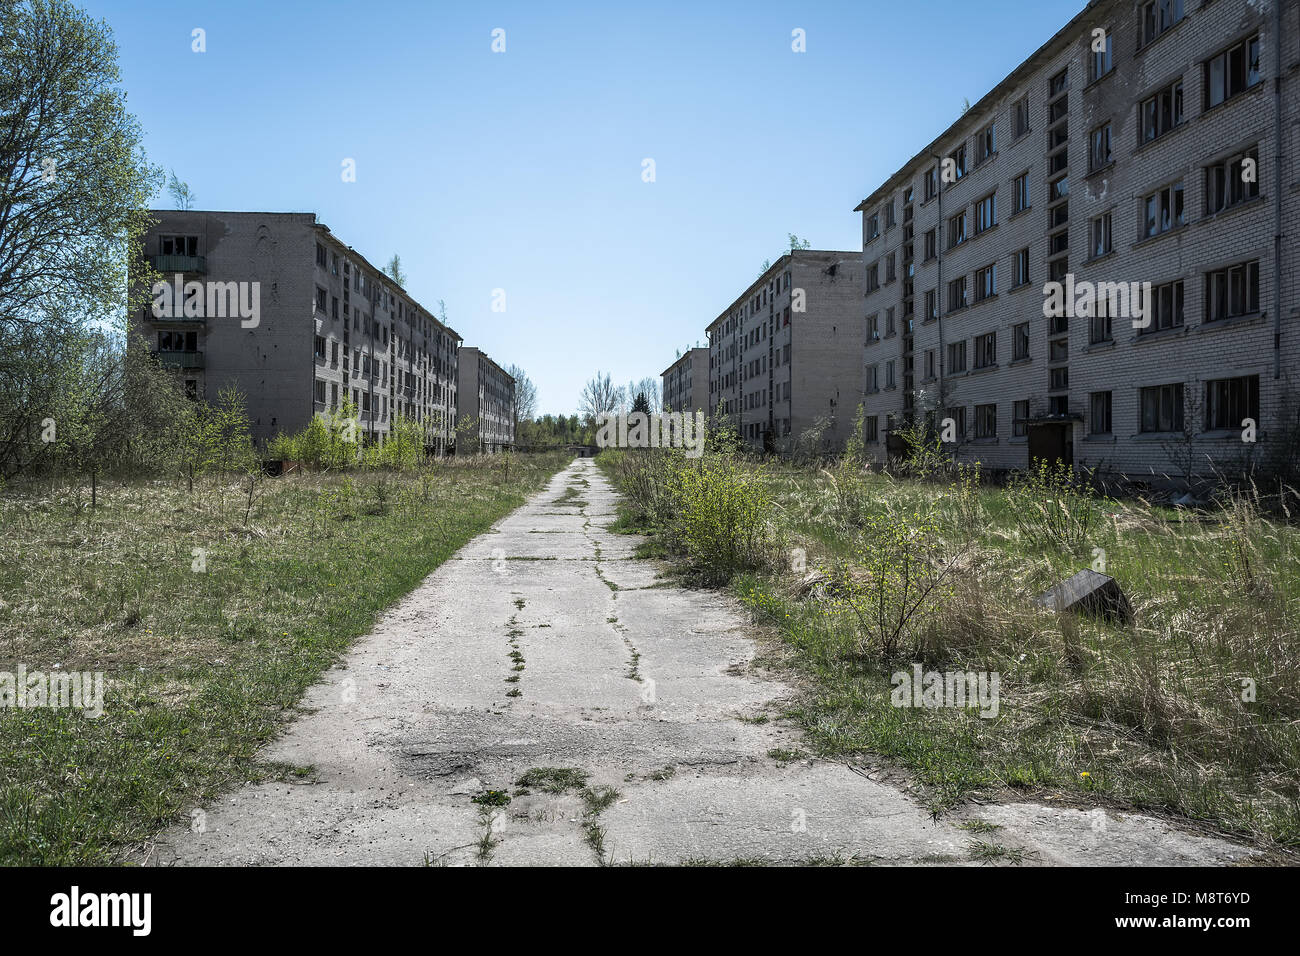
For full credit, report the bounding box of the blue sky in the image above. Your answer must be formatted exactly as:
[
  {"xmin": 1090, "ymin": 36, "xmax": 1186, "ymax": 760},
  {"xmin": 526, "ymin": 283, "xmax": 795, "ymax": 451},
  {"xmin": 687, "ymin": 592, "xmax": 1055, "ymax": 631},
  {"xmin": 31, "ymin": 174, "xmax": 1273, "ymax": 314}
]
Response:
[{"xmin": 86, "ymin": 0, "xmax": 1083, "ymax": 414}]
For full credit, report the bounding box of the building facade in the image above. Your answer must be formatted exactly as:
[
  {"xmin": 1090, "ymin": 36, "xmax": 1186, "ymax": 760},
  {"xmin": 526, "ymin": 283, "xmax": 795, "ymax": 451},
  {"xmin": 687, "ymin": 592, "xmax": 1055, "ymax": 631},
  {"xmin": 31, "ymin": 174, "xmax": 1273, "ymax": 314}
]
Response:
[
  {"xmin": 857, "ymin": 0, "xmax": 1295, "ymax": 482},
  {"xmin": 456, "ymin": 347, "xmax": 516, "ymax": 453},
  {"xmin": 134, "ymin": 211, "xmax": 461, "ymax": 452},
  {"xmin": 661, "ymin": 348, "xmax": 710, "ymax": 413},
  {"xmin": 707, "ymin": 250, "xmax": 865, "ymax": 452}
]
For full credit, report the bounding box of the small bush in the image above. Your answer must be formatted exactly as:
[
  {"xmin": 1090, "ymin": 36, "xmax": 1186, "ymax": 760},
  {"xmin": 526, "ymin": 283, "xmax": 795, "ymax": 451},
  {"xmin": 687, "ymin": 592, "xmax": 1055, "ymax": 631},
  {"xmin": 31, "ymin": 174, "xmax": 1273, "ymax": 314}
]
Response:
[
  {"xmin": 1006, "ymin": 458, "xmax": 1101, "ymax": 554},
  {"xmin": 666, "ymin": 457, "xmax": 773, "ymax": 583}
]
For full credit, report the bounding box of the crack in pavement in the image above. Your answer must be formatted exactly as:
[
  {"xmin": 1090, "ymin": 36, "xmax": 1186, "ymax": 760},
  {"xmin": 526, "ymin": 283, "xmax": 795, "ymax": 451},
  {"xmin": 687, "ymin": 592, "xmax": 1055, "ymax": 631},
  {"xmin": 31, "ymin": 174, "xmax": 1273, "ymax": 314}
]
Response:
[{"xmin": 143, "ymin": 458, "xmax": 1256, "ymax": 867}]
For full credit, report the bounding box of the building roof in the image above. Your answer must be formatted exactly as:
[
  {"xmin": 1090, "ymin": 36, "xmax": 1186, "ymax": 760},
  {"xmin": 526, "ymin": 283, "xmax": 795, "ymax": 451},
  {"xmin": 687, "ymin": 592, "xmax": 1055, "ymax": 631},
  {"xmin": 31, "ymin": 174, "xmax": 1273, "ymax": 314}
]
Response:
[
  {"xmin": 852, "ymin": 0, "xmax": 1101, "ymax": 213},
  {"xmin": 460, "ymin": 346, "xmax": 515, "ymax": 384},
  {"xmin": 311, "ymin": 219, "xmax": 463, "ymax": 342},
  {"xmin": 704, "ymin": 249, "xmax": 863, "ymax": 333},
  {"xmin": 661, "ymin": 347, "xmax": 707, "ymax": 378}
]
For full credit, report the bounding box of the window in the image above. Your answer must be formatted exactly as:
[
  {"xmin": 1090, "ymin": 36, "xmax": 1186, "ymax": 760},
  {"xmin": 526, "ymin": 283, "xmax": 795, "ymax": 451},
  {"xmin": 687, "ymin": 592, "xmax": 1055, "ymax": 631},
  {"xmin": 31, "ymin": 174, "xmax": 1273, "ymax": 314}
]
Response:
[
  {"xmin": 975, "ymin": 263, "xmax": 996, "ymax": 302},
  {"xmin": 1091, "ymin": 212, "xmax": 1113, "ymax": 258},
  {"xmin": 948, "ymin": 211, "xmax": 967, "ymax": 248},
  {"xmin": 867, "ymin": 213, "xmax": 880, "ymax": 240},
  {"xmin": 315, "ymin": 243, "xmax": 327, "ymax": 268},
  {"xmin": 925, "ymin": 289, "xmax": 937, "ymax": 321},
  {"xmin": 316, "ymin": 287, "xmax": 327, "ymax": 312},
  {"xmin": 1090, "ymin": 123, "xmax": 1113, "ymax": 171},
  {"xmin": 948, "ymin": 144, "xmax": 967, "ymax": 181},
  {"xmin": 925, "ymin": 349, "xmax": 936, "ymax": 379},
  {"xmin": 1205, "ymin": 35, "xmax": 1261, "ymax": 108},
  {"xmin": 1014, "ymin": 96, "xmax": 1030, "ymax": 138},
  {"xmin": 925, "ymin": 166, "xmax": 937, "ymax": 200},
  {"xmin": 1205, "ymin": 260, "xmax": 1260, "ymax": 322},
  {"xmin": 866, "ymin": 263, "xmax": 880, "ymax": 292},
  {"xmin": 1050, "ymin": 68, "xmax": 1069, "ymax": 98},
  {"xmin": 945, "ymin": 406, "xmax": 967, "ymax": 441},
  {"xmin": 886, "ymin": 252, "xmax": 896, "ymax": 282},
  {"xmin": 884, "ymin": 202, "xmax": 896, "ymax": 228},
  {"xmin": 975, "ymin": 403, "xmax": 997, "ymax": 439},
  {"xmin": 331, "ymin": 340, "xmax": 339, "ymax": 365},
  {"xmin": 314, "ymin": 379, "xmax": 326, "ymax": 405},
  {"xmin": 864, "ymin": 416, "xmax": 879, "ymax": 443},
  {"xmin": 1143, "ymin": 279, "xmax": 1185, "ymax": 333},
  {"xmin": 868, "ymin": 313, "xmax": 880, "ymax": 341},
  {"xmin": 1049, "ymin": 367, "xmax": 1070, "ymax": 391},
  {"xmin": 1140, "ymin": 383, "xmax": 1184, "ymax": 432},
  {"xmin": 1013, "ymin": 322, "xmax": 1030, "ymax": 360},
  {"xmin": 976, "ymin": 123, "xmax": 996, "ymax": 164},
  {"xmin": 1144, "ymin": 181, "xmax": 1185, "ymax": 237},
  {"xmin": 1205, "ymin": 375, "xmax": 1259, "ymax": 430},
  {"xmin": 1013, "ymin": 400, "xmax": 1030, "ymax": 437},
  {"xmin": 974, "ymin": 331, "xmax": 996, "ymax": 368},
  {"xmin": 1014, "ymin": 248, "xmax": 1030, "ymax": 287},
  {"xmin": 975, "ymin": 193, "xmax": 997, "ymax": 233},
  {"xmin": 886, "ymin": 308, "xmax": 896, "ymax": 335},
  {"xmin": 1205, "ymin": 148, "xmax": 1260, "ymax": 214},
  {"xmin": 947, "ymin": 340, "xmax": 967, "ymax": 373},
  {"xmin": 314, "ymin": 334, "xmax": 326, "ymax": 359},
  {"xmin": 867, "ymin": 364, "xmax": 879, "ymax": 392},
  {"xmin": 948, "ymin": 276, "xmax": 967, "ymax": 312},
  {"xmin": 1141, "ymin": 0, "xmax": 1184, "ymax": 47},
  {"xmin": 160, "ymin": 235, "xmax": 198, "ymax": 256},
  {"xmin": 1090, "ymin": 30, "xmax": 1113, "ymax": 82},
  {"xmin": 924, "ymin": 228, "xmax": 937, "ymax": 260},
  {"xmin": 1050, "ymin": 177, "xmax": 1069, "ymax": 201},
  {"xmin": 1140, "ymin": 80, "xmax": 1183, "ymax": 143},
  {"xmin": 1014, "ymin": 172, "xmax": 1030, "ymax": 213},
  {"xmin": 332, "ymin": 296, "xmax": 339, "ymax": 320},
  {"xmin": 885, "ymin": 360, "xmax": 896, "ymax": 388},
  {"xmin": 1089, "ymin": 296, "xmax": 1112, "ymax": 344},
  {"xmin": 1050, "ymin": 339, "xmax": 1069, "ymax": 363},
  {"xmin": 1090, "ymin": 391, "xmax": 1113, "ymax": 434}
]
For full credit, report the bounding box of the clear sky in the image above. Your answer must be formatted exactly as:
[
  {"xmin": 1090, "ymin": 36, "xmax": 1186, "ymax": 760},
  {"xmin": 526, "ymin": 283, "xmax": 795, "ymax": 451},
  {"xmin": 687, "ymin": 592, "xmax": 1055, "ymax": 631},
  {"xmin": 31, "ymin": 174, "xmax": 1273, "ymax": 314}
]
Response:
[{"xmin": 84, "ymin": 0, "xmax": 1083, "ymax": 415}]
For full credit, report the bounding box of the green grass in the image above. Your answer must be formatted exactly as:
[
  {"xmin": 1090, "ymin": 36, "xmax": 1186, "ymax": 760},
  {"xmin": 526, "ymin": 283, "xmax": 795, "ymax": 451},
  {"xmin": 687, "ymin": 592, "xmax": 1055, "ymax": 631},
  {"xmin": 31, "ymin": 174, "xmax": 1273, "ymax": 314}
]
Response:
[
  {"xmin": 0, "ymin": 452, "xmax": 568, "ymax": 864},
  {"xmin": 599, "ymin": 449, "xmax": 1300, "ymax": 849},
  {"xmin": 515, "ymin": 767, "xmax": 589, "ymax": 794}
]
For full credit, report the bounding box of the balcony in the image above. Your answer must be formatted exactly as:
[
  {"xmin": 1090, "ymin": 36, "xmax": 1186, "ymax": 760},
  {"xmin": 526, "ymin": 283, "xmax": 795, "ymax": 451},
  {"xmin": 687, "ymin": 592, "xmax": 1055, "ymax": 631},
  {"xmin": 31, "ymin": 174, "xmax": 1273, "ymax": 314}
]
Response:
[
  {"xmin": 151, "ymin": 254, "xmax": 207, "ymax": 274},
  {"xmin": 157, "ymin": 350, "xmax": 204, "ymax": 368}
]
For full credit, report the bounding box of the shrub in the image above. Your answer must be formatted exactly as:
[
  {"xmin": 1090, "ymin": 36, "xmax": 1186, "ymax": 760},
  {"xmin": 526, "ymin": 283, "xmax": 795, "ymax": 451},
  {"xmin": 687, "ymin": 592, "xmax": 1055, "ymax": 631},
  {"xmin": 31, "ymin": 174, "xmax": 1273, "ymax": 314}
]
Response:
[
  {"xmin": 666, "ymin": 457, "xmax": 772, "ymax": 583},
  {"xmin": 1006, "ymin": 458, "xmax": 1101, "ymax": 554},
  {"xmin": 824, "ymin": 511, "xmax": 962, "ymax": 658}
]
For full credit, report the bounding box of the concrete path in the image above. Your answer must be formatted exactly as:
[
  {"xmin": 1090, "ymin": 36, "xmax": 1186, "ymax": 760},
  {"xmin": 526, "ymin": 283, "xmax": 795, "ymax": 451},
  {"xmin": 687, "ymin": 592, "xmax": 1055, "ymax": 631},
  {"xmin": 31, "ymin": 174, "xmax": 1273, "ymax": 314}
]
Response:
[{"xmin": 147, "ymin": 459, "xmax": 1253, "ymax": 866}]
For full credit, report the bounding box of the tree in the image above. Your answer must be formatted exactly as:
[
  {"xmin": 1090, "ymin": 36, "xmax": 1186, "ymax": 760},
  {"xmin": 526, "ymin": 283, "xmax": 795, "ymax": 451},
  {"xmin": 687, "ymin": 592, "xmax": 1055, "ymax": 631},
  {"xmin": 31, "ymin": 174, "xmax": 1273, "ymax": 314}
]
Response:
[
  {"xmin": 506, "ymin": 364, "xmax": 537, "ymax": 424},
  {"xmin": 578, "ymin": 372, "xmax": 623, "ymax": 421},
  {"xmin": 0, "ymin": 0, "xmax": 160, "ymax": 479},
  {"xmin": 166, "ymin": 169, "xmax": 195, "ymax": 210},
  {"xmin": 384, "ymin": 254, "xmax": 406, "ymax": 287},
  {"xmin": 631, "ymin": 392, "xmax": 651, "ymax": 417},
  {"xmin": 634, "ymin": 376, "xmax": 661, "ymax": 413},
  {"xmin": 788, "ymin": 233, "xmax": 811, "ymax": 252}
]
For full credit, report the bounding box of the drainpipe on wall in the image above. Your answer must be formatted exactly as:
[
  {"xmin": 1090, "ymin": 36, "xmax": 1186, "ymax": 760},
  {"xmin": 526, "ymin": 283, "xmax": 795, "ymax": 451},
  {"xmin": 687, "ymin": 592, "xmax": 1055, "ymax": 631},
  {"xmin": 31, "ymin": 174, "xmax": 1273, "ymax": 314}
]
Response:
[
  {"xmin": 933, "ymin": 155, "xmax": 946, "ymax": 424},
  {"xmin": 1273, "ymin": 0, "xmax": 1284, "ymax": 381}
]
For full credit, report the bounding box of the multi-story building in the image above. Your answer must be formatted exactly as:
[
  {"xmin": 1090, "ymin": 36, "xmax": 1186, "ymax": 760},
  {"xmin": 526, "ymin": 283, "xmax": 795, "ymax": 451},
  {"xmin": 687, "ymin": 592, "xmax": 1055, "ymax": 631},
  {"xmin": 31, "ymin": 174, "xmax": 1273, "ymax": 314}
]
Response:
[
  {"xmin": 661, "ymin": 348, "xmax": 710, "ymax": 413},
  {"xmin": 456, "ymin": 347, "xmax": 516, "ymax": 453},
  {"xmin": 856, "ymin": 0, "xmax": 1295, "ymax": 481},
  {"xmin": 134, "ymin": 211, "xmax": 461, "ymax": 452},
  {"xmin": 707, "ymin": 250, "xmax": 865, "ymax": 452}
]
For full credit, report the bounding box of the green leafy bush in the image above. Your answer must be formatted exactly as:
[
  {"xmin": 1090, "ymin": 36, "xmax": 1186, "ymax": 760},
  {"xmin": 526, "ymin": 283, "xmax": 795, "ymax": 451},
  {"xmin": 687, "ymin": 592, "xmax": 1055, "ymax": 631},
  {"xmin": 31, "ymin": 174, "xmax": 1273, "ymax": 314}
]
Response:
[{"xmin": 666, "ymin": 457, "xmax": 773, "ymax": 583}]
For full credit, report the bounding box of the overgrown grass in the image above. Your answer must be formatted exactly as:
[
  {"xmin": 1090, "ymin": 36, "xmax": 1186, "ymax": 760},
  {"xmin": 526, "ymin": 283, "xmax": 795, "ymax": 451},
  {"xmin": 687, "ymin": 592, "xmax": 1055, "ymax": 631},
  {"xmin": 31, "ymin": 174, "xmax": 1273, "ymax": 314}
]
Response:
[
  {"xmin": 600, "ymin": 448, "xmax": 1300, "ymax": 849},
  {"xmin": 0, "ymin": 452, "xmax": 569, "ymax": 864}
]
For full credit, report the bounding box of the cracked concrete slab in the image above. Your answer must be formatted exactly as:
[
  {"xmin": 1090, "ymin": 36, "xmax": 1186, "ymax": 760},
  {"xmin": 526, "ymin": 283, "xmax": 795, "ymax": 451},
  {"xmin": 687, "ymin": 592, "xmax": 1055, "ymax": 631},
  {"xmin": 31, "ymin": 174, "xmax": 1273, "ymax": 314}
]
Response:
[{"xmin": 143, "ymin": 458, "xmax": 1253, "ymax": 867}]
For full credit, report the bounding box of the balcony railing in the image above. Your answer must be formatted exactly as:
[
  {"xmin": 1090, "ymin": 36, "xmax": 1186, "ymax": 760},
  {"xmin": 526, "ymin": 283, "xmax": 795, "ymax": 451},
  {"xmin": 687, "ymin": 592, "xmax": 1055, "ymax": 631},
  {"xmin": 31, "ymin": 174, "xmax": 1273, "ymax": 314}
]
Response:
[
  {"xmin": 141, "ymin": 306, "xmax": 205, "ymax": 324},
  {"xmin": 157, "ymin": 350, "xmax": 204, "ymax": 368},
  {"xmin": 151, "ymin": 254, "xmax": 207, "ymax": 274}
]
